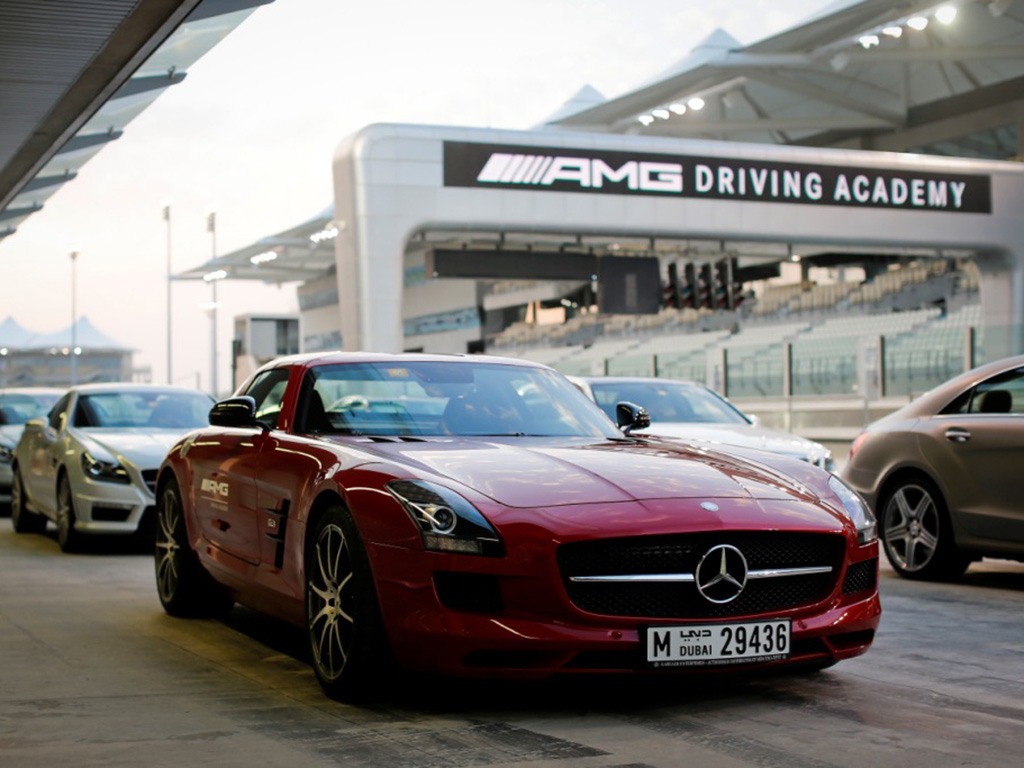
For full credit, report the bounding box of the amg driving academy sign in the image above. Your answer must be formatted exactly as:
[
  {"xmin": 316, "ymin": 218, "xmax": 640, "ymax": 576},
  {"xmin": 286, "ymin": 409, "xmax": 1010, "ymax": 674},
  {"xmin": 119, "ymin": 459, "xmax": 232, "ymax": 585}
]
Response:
[{"xmin": 443, "ymin": 141, "xmax": 991, "ymax": 214}]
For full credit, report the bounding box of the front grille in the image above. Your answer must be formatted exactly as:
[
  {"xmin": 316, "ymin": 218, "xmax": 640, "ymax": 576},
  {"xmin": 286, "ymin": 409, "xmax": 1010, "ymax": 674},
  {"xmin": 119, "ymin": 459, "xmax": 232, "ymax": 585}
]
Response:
[
  {"xmin": 558, "ymin": 532, "xmax": 845, "ymax": 620},
  {"xmin": 141, "ymin": 470, "xmax": 158, "ymax": 496},
  {"xmin": 842, "ymin": 559, "xmax": 877, "ymax": 595}
]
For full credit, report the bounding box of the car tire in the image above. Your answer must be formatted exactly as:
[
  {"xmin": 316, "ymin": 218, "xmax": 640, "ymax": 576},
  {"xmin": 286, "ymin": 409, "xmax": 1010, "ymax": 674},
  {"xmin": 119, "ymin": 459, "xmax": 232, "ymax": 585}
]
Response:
[
  {"xmin": 305, "ymin": 504, "xmax": 393, "ymax": 701},
  {"xmin": 56, "ymin": 473, "xmax": 85, "ymax": 553},
  {"xmin": 155, "ymin": 478, "xmax": 233, "ymax": 618},
  {"xmin": 879, "ymin": 475, "xmax": 970, "ymax": 581},
  {"xmin": 11, "ymin": 467, "xmax": 46, "ymax": 535}
]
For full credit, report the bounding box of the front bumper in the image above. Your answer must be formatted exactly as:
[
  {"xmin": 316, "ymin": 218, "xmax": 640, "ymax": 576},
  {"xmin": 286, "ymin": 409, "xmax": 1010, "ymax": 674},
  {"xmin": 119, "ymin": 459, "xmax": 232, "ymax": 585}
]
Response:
[
  {"xmin": 70, "ymin": 472, "xmax": 156, "ymax": 535},
  {"xmin": 367, "ymin": 534, "xmax": 881, "ymax": 680}
]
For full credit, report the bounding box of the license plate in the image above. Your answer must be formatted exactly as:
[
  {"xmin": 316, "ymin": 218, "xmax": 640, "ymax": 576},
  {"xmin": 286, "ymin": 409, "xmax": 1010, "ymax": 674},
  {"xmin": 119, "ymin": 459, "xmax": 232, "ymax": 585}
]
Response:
[{"xmin": 646, "ymin": 620, "xmax": 791, "ymax": 668}]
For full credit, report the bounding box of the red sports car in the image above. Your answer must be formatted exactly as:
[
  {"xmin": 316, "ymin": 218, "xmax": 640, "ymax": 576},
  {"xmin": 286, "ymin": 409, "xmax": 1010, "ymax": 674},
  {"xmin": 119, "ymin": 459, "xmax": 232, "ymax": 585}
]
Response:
[{"xmin": 154, "ymin": 352, "xmax": 879, "ymax": 699}]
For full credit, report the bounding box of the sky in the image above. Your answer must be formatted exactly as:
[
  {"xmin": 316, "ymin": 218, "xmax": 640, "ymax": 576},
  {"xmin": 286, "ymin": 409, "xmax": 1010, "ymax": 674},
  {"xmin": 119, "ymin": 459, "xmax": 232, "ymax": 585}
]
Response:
[{"xmin": 0, "ymin": 0, "xmax": 833, "ymax": 396}]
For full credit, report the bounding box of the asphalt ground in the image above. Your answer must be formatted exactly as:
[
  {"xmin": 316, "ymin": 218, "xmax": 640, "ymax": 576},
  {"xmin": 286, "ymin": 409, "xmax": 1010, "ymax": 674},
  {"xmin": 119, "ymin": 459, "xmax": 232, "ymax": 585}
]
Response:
[{"xmin": 1, "ymin": 518, "xmax": 1023, "ymax": 768}]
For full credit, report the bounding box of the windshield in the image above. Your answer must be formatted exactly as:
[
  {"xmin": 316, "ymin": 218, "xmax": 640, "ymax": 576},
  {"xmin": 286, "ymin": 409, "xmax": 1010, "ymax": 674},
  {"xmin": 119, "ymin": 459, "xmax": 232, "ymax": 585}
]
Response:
[
  {"xmin": 75, "ymin": 391, "xmax": 213, "ymax": 429},
  {"xmin": 588, "ymin": 380, "xmax": 750, "ymax": 426},
  {"xmin": 0, "ymin": 393, "xmax": 61, "ymax": 425},
  {"xmin": 296, "ymin": 361, "xmax": 620, "ymax": 438}
]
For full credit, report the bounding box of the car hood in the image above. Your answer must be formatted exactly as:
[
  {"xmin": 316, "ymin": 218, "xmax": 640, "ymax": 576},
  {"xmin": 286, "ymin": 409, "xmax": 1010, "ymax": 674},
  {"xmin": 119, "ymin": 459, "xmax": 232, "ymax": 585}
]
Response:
[
  {"xmin": 635, "ymin": 422, "xmax": 827, "ymax": 463},
  {"xmin": 76, "ymin": 428, "xmax": 185, "ymax": 470},
  {"xmin": 353, "ymin": 437, "xmax": 820, "ymax": 509},
  {"xmin": 0, "ymin": 424, "xmax": 25, "ymax": 448}
]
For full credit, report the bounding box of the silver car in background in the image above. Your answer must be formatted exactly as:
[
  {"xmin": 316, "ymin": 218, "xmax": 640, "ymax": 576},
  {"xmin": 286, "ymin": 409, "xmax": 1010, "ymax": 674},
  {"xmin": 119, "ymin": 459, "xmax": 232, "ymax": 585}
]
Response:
[
  {"xmin": 843, "ymin": 354, "xmax": 1024, "ymax": 581},
  {"xmin": 570, "ymin": 376, "xmax": 834, "ymax": 471},
  {"xmin": 10, "ymin": 384, "xmax": 213, "ymax": 551},
  {"xmin": 1, "ymin": 388, "xmax": 63, "ymax": 509}
]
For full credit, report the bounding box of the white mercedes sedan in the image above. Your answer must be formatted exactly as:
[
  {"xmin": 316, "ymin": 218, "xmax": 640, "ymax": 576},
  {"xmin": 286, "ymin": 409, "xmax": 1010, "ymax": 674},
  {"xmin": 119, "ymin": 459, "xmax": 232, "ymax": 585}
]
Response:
[
  {"xmin": 10, "ymin": 384, "xmax": 213, "ymax": 551},
  {"xmin": 570, "ymin": 376, "xmax": 834, "ymax": 471}
]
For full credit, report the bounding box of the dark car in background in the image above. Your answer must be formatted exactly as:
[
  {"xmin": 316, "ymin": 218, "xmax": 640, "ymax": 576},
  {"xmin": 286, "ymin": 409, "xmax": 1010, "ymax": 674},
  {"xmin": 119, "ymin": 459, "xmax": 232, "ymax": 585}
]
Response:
[
  {"xmin": 0, "ymin": 388, "xmax": 63, "ymax": 511},
  {"xmin": 843, "ymin": 355, "xmax": 1024, "ymax": 580}
]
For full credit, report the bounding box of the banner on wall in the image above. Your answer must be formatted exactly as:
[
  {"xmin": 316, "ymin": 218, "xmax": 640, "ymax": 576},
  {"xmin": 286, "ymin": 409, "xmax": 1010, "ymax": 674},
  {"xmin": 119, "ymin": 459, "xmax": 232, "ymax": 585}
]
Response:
[{"xmin": 443, "ymin": 141, "xmax": 992, "ymax": 214}]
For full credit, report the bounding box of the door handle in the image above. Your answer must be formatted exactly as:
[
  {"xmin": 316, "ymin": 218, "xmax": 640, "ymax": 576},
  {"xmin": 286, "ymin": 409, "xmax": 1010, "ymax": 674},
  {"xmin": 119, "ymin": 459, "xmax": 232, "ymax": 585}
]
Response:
[{"xmin": 945, "ymin": 428, "xmax": 971, "ymax": 443}]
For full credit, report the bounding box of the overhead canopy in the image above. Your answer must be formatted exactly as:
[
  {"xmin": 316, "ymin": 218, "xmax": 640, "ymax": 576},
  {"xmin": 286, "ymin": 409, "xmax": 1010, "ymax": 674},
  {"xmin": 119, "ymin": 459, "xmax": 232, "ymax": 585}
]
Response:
[
  {"xmin": 175, "ymin": 206, "xmax": 338, "ymax": 283},
  {"xmin": 549, "ymin": 0, "xmax": 1024, "ymax": 159},
  {"xmin": 0, "ymin": 0, "xmax": 273, "ymax": 243}
]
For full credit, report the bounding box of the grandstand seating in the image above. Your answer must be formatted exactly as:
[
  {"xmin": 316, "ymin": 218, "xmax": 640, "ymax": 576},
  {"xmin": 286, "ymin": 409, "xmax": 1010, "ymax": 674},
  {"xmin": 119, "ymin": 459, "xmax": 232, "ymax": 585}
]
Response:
[{"xmin": 486, "ymin": 259, "xmax": 988, "ymax": 399}]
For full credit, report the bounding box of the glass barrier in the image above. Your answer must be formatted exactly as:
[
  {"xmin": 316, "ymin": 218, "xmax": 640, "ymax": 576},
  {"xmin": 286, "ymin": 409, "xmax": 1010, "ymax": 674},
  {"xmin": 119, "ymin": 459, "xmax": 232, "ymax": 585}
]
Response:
[
  {"xmin": 724, "ymin": 345, "xmax": 784, "ymax": 398},
  {"xmin": 790, "ymin": 337, "xmax": 858, "ymax": 396},
  {"xmin": 655, "ymin": 351, "xmax": 708, "ymax": 383},
  {"xmin": 606, "ymin": 354, "xmax": 654, "ymax": 377}
]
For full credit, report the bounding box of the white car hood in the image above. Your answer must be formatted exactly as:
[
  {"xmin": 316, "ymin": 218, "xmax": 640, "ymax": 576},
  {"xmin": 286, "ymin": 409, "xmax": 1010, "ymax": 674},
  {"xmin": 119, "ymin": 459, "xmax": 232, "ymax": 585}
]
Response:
[
  {"xmin": 636, "ymin": 422, "xmax": 828, "ymax": 464},
  {"xmin": 0, "ymin": 424, "xmax": 25, "ymax": 448},
  {"xmin": 77, "ymin": 428, "xmax": 185, "ymax": 471}
]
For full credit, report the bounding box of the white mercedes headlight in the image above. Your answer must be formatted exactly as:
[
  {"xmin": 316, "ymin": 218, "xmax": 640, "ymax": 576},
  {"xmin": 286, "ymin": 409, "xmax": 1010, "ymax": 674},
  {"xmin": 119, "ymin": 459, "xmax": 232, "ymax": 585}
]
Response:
[{"xmin": 828, "ymin": 475, "xmax": 876, "ymax": 545}]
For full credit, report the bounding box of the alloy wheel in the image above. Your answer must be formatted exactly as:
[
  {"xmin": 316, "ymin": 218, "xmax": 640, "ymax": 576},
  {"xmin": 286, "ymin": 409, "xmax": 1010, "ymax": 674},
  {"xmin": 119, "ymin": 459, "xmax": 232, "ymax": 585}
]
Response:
[
  {"xmin": 156, "ymin": 489, "xmax": 181, "ymax": 603},
  {"xmin": 307, "ymin": 523, "xmax": 356, "ymax": 681},
  {"xmin": 57, "ymin": 478, "xmax": 74, "ymax": 548},
  {"xmin": 883, "ymin": 483, "xmax": 940, "ymax": 572}
]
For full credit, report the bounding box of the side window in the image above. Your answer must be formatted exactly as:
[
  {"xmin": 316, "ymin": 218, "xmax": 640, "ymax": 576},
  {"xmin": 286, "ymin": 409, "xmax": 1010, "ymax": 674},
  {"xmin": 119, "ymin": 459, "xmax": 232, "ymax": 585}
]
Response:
[
  {"xmin": 969, "ymin": 367, "xmax": 1024, "ymax": 415},
  {"xmin": 47, "ymin": 394, "xmax": 71, "ymax": 431},
  {"xmin": 245, "ymin": 369, "xmax": 292, "ymax": 430}
]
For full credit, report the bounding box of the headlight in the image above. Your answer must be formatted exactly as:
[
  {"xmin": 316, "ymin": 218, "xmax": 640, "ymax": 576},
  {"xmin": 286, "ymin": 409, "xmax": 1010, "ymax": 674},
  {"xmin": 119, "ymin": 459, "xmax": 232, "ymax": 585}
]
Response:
[
  {"xmin": 387, "ymin": 479, "xmax": 503, "ymax": 556},
  {"xmin": 81, "ymin": 452, "xmax": 131, "ymax": 484},
  {"xmin": 0, "ymin": 445, "xmax": 12, "ymax": 465},
  {"xmin": 828, "ymin": 475, "xmax": 876, "ymax": 545}
]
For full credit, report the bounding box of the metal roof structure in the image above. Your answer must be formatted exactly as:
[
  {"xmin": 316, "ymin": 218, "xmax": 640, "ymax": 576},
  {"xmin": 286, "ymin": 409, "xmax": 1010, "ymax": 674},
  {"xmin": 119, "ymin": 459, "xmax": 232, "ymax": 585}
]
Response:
[
  {"xmin": 547, "ymin": 0, "xmax": 1024, "ymax": 159},
  {"xmin": 174, "ymin": 206, "xmax": 338, "ymax": 284},
  {"xmin": 0, "ymin": 0, "xmax": 273, "ymax": 243}
]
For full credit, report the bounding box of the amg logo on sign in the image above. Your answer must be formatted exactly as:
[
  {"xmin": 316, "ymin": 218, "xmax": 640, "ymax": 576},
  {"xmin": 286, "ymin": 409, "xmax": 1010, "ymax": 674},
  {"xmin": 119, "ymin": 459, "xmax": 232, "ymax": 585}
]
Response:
[
  {"xmin": 201, "ymin": 478, "xmax": 229, "ymax": 497},
  {"xmin": 443, "ymin": 141, "xmax": 992, "ymax": 214},
  {"xmin": 476, "ymin": 153, "xmax": 683, "ymax": 193}
]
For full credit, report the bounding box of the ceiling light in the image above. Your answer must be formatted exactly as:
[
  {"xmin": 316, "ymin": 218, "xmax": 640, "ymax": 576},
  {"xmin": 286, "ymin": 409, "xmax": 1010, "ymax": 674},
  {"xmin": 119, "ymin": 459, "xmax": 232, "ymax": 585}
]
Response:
[
  {"xmin": 309, "ymin": 225, "xmax": 339, "ymax": 244},
  {"xmin": 250, "ymin": 250, "xmax": 278, "ymax": 265},
  {"xmin": 687, "ymin": 97, "xmax": 706, "ymax": 111},
  {"xmin": 882, "ymin": 25, "xmax": 903, "ymax": 38},
  {"xmin": 858, "ymin": 34, "xmax": 880, "ymax": 48},
  {"xmin": 907, "ymin": 16, "xmax": 928, "ymax": 30},
  {"xmin": 669, "ymin": 103, "xmax": 687, "ymax": 115},
  {"xmin": 637, "ymin": 114, "xmax": 655, "ymax": 125},
  {"xmin": 652, "ymin": 108, "xmax": 670, "ymax": 119},
  {"xmin": 203, "ymin": 269, "xmax": 227, "ymax": 282},
  {"xmin": 935, "ymin": 5, "xmax": 957, "ymax": 24}
]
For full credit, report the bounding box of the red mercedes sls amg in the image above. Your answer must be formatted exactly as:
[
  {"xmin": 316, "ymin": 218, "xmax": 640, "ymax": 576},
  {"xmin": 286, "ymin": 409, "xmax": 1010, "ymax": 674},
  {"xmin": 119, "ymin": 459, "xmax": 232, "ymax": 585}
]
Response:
[{"xmin": 154, "ymin": 353, "xmax": 879, "ymax": 699}]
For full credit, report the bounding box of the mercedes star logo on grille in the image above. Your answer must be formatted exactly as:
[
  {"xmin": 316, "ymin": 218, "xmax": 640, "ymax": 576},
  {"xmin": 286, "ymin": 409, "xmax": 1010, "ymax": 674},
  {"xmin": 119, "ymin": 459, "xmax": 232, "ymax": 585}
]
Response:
[{"xmin": 695, "ymin": 544, "xmax": 749, "ymax": 604}]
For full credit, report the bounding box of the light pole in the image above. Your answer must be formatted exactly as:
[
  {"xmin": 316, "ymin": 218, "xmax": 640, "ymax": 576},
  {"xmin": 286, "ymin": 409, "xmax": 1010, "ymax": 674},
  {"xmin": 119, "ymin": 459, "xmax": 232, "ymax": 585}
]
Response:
[
  {"xmin": 163, "ymin": 203, "xmax": 172, "ymax": 384},
  {"xmin": 69, "ymin": 251, "xmax": 79, "ymax": 385},
  {"xmin": 205, "ymin": 209, "xmax": 220, "ymax": 396}
]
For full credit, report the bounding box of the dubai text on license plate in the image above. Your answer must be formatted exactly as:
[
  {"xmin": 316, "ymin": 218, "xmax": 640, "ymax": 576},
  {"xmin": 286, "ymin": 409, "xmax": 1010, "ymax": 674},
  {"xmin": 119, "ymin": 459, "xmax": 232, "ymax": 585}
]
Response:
[{"xmin": 646, "ymin": 619, "xmax": 791, "ymax": 668}]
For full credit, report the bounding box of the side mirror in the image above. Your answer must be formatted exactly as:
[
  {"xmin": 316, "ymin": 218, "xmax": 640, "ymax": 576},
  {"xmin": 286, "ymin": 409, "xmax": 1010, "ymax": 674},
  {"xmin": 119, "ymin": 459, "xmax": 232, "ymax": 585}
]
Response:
[
  {"xmin": 209, "ymin": 396, "xmax": 262, "ymax": 429},
  {"xmin": 616, "ymin": 401, "xmax": 651, "ymax": 436}
]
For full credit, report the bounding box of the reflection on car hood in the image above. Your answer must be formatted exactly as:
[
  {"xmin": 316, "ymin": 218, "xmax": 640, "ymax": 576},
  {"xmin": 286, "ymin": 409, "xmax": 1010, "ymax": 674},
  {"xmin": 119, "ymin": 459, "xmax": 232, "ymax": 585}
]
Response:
[
  {"xmin": 77, "ymin": 428, "xmax": 187, "ymax": 470},
  {"xmin": 356, "ymin": 438, "xmax": 818, "ymax": 509},
  {"xmin": 635, "ymin": 423, "xmax": 827, "ymax": 462}
]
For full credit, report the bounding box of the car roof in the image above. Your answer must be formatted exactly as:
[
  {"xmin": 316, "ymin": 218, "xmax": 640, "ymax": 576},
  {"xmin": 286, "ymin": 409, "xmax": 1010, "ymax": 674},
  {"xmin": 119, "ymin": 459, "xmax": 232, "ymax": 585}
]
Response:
[
  {"xmin": 903, "ymin": 353, "xmax": 1024, "ymax": 416},
  {"xmin": 259, "ymin": 351, "xmax": 552, "ymax": 371},
  {"xmin": 0, "ymin": 387, "xmax": 65, "ymax": 396},
  {"xmin": 68, "ymin": 383, "xmax": 212, "ymax": 396},
  {"xmin": 574, "ymin": 376, "xmax": 701, "ymax": 386}
]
